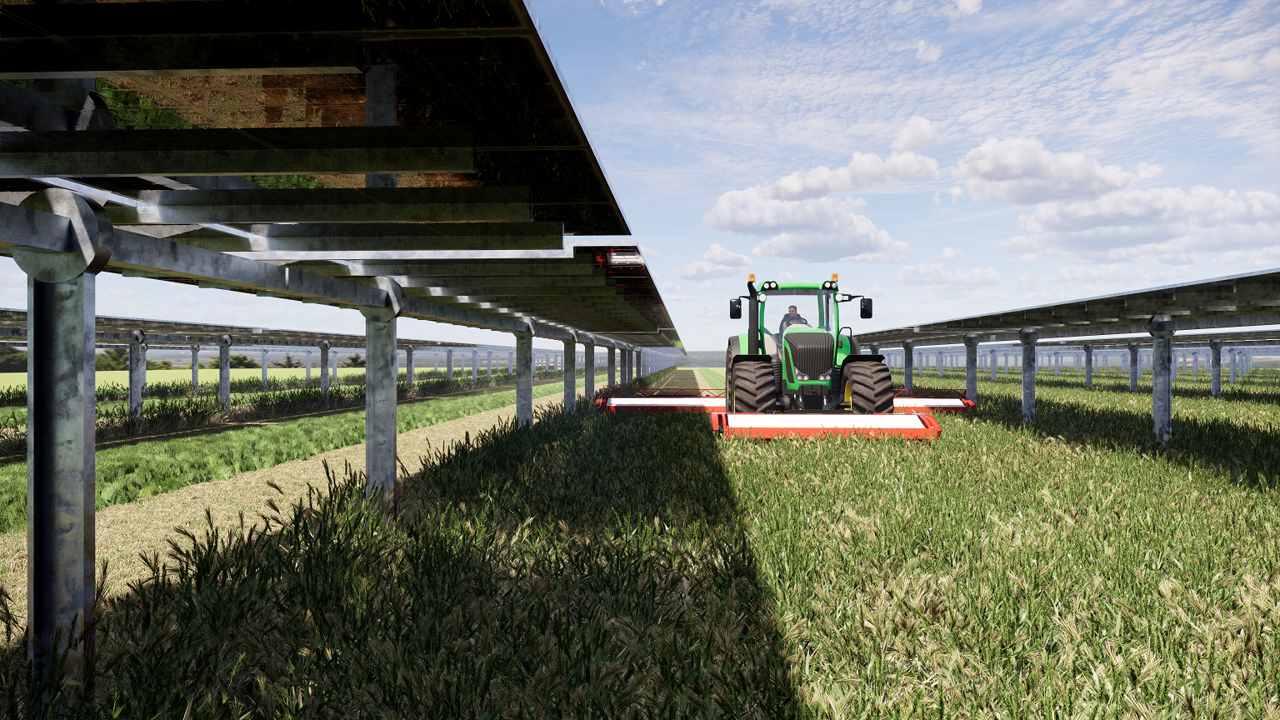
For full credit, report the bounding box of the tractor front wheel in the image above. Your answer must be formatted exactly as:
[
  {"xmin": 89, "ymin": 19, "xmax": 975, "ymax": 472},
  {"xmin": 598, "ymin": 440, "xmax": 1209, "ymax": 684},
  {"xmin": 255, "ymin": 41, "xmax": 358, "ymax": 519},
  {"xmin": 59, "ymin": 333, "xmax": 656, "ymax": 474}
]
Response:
[
  {"xmin": 729, "ymin": 359, "xmax": 777, "ymax": 413},
  {"xmin": 844, "ymin": 363, "xmax": 894, "ymax": 414}
]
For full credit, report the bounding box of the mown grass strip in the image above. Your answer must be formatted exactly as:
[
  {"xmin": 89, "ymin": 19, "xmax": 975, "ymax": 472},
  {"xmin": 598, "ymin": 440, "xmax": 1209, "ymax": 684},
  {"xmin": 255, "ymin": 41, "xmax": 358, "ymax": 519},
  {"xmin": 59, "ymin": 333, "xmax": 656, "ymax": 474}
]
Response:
[
  {"xmin": 0, "ymin": 378, "xmax": 594, "ymax": 535},
  {"xmin": 698, "ymin": 366, "xmax": 726, "ymax": 388}
]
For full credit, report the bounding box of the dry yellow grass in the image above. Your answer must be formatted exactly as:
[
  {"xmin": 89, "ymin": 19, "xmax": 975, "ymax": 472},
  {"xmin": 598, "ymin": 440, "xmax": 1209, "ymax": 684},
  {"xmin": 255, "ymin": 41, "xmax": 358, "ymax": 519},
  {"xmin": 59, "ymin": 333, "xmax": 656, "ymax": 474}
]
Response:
[{"xmin": 0, "ymin": 392, "xmax": 569, "ymax": 619}]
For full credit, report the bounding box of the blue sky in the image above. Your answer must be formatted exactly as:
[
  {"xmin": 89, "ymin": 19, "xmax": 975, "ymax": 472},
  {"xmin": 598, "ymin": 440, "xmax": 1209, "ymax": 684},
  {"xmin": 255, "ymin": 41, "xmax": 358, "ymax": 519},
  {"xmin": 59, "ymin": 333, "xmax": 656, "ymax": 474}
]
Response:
[{"xmin": 3, "ymin": 0, "xmax": 1276, "ymax": 353}]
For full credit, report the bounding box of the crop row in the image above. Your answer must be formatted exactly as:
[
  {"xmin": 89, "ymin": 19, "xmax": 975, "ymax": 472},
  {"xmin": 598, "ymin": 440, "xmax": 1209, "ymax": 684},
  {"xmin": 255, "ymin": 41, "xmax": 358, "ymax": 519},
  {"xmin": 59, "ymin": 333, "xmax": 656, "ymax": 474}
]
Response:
[
  {"xmin": 0, "ymin": 368, "xmax": 583, "ymax": 459},
  {"xmin": 0, "ymin": 367, "xmax": 526, "ymax": 407}
]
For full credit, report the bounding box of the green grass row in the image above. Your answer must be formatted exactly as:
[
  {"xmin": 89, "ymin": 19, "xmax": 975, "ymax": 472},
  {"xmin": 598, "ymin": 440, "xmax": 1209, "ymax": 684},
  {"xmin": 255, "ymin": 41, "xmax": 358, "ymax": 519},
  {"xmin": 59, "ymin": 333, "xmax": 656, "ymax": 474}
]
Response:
[
  {"xmin": 697, "ymin": 366, "xmax": 726, "ymax": 388},
  {"xmin": 0, "ymin": 376, "xmax": 597, "ymax": 535}
]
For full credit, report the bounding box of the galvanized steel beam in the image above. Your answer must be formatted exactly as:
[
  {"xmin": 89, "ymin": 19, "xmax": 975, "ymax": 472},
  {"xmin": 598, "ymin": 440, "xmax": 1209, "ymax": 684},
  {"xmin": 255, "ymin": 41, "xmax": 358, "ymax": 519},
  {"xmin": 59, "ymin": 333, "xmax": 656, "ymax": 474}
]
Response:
[
  {"xmin": 103, "ymin": 187, "xmax": 529, "ymax": 226},
  {"xmin": 0, "ymin": 127, "xmax": 472, "ymax": 178},
  {"xmin": 172, "ymin": 222, "xmax": 565, "ymax": 254}
]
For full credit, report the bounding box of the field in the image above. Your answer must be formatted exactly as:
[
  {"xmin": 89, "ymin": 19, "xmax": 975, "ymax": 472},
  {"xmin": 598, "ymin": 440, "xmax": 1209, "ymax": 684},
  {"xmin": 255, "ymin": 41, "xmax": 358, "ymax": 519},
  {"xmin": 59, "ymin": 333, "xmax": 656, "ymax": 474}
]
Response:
[
  {"xmin": 0, "ymin": 365, "xmax": 502, "ymax": 392},
  {"xmin": 1, "ymin": 366, "xmax": 1277, "ymax": 717}
]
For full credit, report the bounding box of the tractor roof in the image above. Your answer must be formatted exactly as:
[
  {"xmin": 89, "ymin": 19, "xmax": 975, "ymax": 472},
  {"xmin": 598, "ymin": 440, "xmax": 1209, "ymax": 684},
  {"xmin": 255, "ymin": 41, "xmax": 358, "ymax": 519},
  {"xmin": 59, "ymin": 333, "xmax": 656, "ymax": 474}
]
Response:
[{"xmin": 762, "ymin": 281, "xmax": 831, "ymax": 295}]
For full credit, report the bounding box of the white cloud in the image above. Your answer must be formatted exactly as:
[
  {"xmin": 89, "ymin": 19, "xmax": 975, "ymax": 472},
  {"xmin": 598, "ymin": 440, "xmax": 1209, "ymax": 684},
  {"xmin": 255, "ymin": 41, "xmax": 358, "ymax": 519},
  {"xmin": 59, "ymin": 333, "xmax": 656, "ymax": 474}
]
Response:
[
  {"xmin": 954, "ymin": 0, "xmax": 981, "ymax": 15},
  {"xmin": 997, "ymin": 186, "xmax": 1280, "ymax": 264},
  {"xmin": 638, "ymin": 243, "xmax": 662, "ymax": 258},
  {"xmin": 895, "ymin": 264, "xmax": 1000, "ymax": 286},
  {"xmin": 892, "ymin": 116, "xmax": 935, "ymax": 152},
  {"xmin": 955, "ymin": 138, "xmax": 1161, "ymax": 204},
  {"xmin": 710, "ymin": 152, "xmax": 938, "ymax": 207},
  {"xmin": 699, "ymin": 280, "xmax": 727, "ymax": 293},
  {"xmin": 1216, "ymin": 246, "xmax": 1280, "ymax": 268},
  {"xmin": 869, "ymin": 284, "xmax": 884, "ymax": 295},
  {"xmin": 938, "ymin": 246, "xmax": 964, "ymax": 261},
  {"xmin": 776, "ymin": 271, "xmax": 796, "ymax": 282},
  {"xmin": 704, "ymin": 151, "xmax": 933, "ymax": 264},
  {"xmin": 753, "ymin": 226, "xmax": 911, "ymax": 264},
  {"xmin": 670, "ymin": 243, "xmax": 754, "ymax": 280},
  {"xmin": 915, "ymin": 40, "xmax": 941, "ymax": 63},
  {"xmin": 889, "ymin": 0, "xmax": 912, "ymax": 14}
]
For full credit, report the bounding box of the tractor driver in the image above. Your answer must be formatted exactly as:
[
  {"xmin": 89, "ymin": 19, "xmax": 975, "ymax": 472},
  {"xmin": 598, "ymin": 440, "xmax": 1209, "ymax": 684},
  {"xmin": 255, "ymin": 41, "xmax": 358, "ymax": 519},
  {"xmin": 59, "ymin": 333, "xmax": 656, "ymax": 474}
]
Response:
[{"xmin": 779, "ymin": 305, "xmax": 810, "ymax": 334}]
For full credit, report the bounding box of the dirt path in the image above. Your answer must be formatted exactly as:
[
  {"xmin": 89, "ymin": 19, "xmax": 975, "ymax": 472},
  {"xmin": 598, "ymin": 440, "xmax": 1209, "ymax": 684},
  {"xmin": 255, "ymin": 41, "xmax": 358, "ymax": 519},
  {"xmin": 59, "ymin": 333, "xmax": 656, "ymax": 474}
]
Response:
[{"xmin": 0, "ymin": 392, "xmax": 570, "ymax": 619}]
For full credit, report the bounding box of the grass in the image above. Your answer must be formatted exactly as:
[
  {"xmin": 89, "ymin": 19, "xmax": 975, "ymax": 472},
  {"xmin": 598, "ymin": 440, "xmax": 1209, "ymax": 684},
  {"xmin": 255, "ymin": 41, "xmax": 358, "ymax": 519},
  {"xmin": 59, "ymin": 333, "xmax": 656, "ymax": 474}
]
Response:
[
  {"xmin": 0, "ymin": 369, "xmax": 580, "ymax": 457},
  {"xmin": 0, "ymin": 375, "xmax": 597, "ymax": 535},
  {"xmin": 697, "ymin": 367, "xmax": 726, "ymax": 388},
  {"xmin": 1, "ymin": 366, "xmax": 1276, "ymax": 716}
]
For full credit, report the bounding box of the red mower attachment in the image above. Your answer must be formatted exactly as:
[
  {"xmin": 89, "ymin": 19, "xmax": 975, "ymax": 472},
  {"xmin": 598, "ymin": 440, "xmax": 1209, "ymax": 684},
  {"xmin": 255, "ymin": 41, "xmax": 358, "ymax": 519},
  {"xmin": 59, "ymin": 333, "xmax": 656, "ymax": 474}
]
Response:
[
  {"xmin": 711, "ymin": 411, "xmax": 941, "ymax": 440},
  {"xmin": 597, "ymin": 387, "xmax": 974, "ymax": 415},
  {"xmin": 596, "ymin": 388, "xmax": 726, "ymax": 413},
  {"xmin": 892, "ymin": 389, "xmax": 976, "ymax": 414}
]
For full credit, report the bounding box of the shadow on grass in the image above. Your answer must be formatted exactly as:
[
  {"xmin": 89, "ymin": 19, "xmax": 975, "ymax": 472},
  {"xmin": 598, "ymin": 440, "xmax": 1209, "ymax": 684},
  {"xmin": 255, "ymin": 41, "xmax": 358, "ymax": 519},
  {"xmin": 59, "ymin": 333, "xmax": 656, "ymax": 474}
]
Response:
[
  {"xmin": 995, "ymin": 372, "xmax": 1280, "ymax": 403},
  {"xmin": 2, "ymin": 403, "xmax": 801, "ymax": 717},
  {"xmin": 969, "ymin": 391, "xmax": 1280, "ymax": 490}
]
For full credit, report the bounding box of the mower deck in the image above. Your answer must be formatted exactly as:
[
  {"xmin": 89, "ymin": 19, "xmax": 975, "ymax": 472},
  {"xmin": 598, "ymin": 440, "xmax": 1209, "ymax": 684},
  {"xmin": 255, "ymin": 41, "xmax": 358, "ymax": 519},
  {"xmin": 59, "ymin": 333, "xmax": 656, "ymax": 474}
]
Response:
[
  {"xmin": 711, "ymin": 411, "xmax": 941, "ymax": 439},
  {"xmin": 596, "ymin": 388, "xmax": 975, "ymax": 415}
]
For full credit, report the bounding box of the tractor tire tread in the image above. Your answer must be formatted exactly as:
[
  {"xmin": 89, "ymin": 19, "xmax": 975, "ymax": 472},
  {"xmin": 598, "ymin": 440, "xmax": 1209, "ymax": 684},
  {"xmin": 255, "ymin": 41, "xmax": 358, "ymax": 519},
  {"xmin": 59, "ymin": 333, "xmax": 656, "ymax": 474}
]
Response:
[
  {"xmin": 845, "ymin": 363, "xmax": 894, "ymax": 414},
  {"xmin": 729, "ymin": 359, "xmax": 777, "ymax": 413}
]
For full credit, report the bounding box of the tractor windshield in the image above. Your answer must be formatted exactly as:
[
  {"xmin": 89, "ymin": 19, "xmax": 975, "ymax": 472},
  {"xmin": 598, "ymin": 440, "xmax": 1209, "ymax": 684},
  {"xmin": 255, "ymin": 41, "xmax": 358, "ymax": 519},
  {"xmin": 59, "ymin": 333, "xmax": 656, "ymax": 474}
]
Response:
[{"xmin": 764, "ymin": 289, "xmax": 835, "ymax": 337}]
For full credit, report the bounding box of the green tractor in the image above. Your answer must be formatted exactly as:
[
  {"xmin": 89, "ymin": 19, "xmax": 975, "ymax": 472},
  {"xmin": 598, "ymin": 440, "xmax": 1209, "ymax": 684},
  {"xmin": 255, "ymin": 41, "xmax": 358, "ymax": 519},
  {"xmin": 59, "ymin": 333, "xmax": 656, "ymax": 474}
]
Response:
[{"xmin": 725, "ymin": 275, "xmax": 893, "ymax": 414}]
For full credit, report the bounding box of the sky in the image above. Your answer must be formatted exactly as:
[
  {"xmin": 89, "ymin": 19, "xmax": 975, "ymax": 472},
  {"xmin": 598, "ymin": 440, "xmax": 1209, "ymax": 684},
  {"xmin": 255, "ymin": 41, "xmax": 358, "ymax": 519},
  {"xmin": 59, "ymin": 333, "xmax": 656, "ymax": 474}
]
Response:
[{"xmin": 2, "ymin": 0, "xmax": 1277, "ymax": 353}]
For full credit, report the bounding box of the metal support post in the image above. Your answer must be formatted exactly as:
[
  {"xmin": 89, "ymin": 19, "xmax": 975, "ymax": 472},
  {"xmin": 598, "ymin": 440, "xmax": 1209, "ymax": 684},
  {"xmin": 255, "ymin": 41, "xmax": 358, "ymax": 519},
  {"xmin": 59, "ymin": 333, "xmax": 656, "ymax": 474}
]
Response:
[
  {"xmin": 1054, "ymin": 352, "xmax": 1060, "ymax": 377},
  {"xmin": 305, "ymin": 350, "xmax": 312, "ymax": 383},
  {"xmin": 1020, "ymin": 330, "xmax": 1038, "ymax": 423},
  {"xmin": 487, "ymin": 350, "xmax": 492, "ymax": 378},
  {"xmin": 563, "ymin": 339, "xmax": 577, "ymax": 413},
  {"xmin": 1150, "ymin": 321, "xmax": 1174, "ymax": 442},
  {"xmin": 261, "ymin": 349, "xmax": 268, "ymax": 386},
  {"xmin": 937, "ymin": 352, "xmax": 943, "ymax": 379},
  {"xmin": 219, "ymin": 336, "xmax": 232, "ymax": 418},
  {"xmin": 1171, "ymin": 351, "xmax": 1178, "ymax": 383},
  {"xmin": 319, "ymin": 341, "xmax": 331, "ymax": 406},
  {"xmin": 406, "ymin": 347, "xmax": 414, "ymax": 384},
  {"xmin": 1229, "ymin": 349, "xmax": 1237, "ymax": 384},
  {"xmin": 1193, "ymin": 352, "xmax": 1198, "ymax": 376},
  {"xmin": 584, "ymin": 342, "xmax": 595, "ymax": 400},
  {"xmin": 902, "ymin": 341, "xmax": 914, "ymax": 390},
  {"xmin": 446, "ymin": 349, "xmax": 454, "ymax": 382},
  {"xmin": 128, "ymin": 331, "xmax": 145, "ymax": 421},
  {"xmin": 990, "ymin": 348, "xmax": 997, "ymax": 382},
  {"xmin": 607, "ymin": 346, "xmax": 616, "ymax": 388},
  {"xmin": 434, "ymin": 353, "xmax": 439, "ymax": 374},
  {"xmin": 515, "ymin": 333, "xmax": 533, "ymax": 427},
  {"xmin": 1209, "ymin": 340, "xmax": 1222, "ymax": 397},
  {"xmin": 963, "ymin": 335, "xmax": 979, "ymax": 405},
  {"xmin": 360, "ymin": 307, "xmax": 398, "ymax": 500},
  {"xmin": 1084, "ymin": 345, "xmax": 1093, "ymax": 388},
  {"xmin": 23, "ymin": 268, "xmax": 94, "ymax": 686},
  {"xmin": 190, "ymin": 345, "xmax": 200, "ymax": 391},
  {"xmin": 471, "ymin": 350, "xmax": 478, "ymax": 382},
  {"xmin": 1128, "ymin": 343, "xmax": 1139, "ymax": 392}
]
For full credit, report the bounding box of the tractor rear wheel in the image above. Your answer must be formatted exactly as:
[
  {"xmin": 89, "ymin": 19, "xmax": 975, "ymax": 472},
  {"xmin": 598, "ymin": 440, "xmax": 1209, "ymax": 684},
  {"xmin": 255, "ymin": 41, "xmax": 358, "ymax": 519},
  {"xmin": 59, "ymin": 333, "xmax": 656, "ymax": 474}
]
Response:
[
  {"xmin": 729, "ymin": 359, "xmax": 777, "ymax": 413},
  {"xmin": 844, "ymin": 363, "xmax": 894, "ymax": 414}
]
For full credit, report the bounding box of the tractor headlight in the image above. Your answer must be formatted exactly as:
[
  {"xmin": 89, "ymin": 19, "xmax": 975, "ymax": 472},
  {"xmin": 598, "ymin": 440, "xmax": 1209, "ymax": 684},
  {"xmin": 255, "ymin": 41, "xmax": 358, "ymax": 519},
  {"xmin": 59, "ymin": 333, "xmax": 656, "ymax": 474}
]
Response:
[
  {"xmin": 796, "ymin": 373, "xmax": 809, "ymax": 381},
  {"xmin": 819, "ymin": 372, "xmax": 831, "ymax": 381}
]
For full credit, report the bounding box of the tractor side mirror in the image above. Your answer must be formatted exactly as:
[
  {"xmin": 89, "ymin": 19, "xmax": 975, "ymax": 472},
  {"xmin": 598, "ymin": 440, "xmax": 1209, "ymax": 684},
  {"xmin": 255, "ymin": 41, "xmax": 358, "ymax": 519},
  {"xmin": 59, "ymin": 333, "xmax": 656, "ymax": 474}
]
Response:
[
  {"xmin": 729, "ymin": 298, "xmax": 742, "ymax": 319},
  {"xmin": 860, "ymin": 297, "xmax": 873, "ymax": 319}
]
